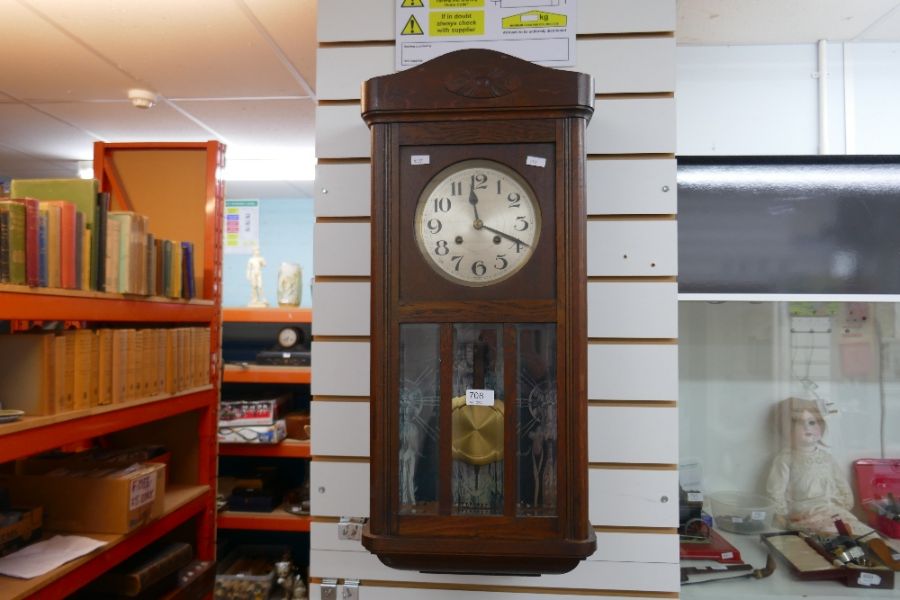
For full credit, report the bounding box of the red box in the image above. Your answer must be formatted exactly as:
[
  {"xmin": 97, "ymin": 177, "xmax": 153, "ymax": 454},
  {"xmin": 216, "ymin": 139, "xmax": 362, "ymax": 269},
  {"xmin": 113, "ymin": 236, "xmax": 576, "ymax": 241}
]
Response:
[{"xmin": 853, "ymin": 458, "xmax": 900, "ymax": 538}]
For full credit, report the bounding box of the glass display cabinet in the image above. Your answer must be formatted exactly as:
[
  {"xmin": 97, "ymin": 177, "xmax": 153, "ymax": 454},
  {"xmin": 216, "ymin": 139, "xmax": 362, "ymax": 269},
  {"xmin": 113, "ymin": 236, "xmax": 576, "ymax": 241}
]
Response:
[{"xmin": 677, "ymin": 157, "xmax": 900, "ymax": 598}]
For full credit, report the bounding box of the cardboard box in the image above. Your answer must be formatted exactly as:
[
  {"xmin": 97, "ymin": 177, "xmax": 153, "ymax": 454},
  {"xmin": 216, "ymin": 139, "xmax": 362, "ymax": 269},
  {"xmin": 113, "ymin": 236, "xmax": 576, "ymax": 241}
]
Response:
[
  {"xmin": 0, "ymin": 462, "xmax": 165, "ymax": 534},
  {"xmin": 217, "ymin": 419, "xmax": 286, "ymax": 444}
]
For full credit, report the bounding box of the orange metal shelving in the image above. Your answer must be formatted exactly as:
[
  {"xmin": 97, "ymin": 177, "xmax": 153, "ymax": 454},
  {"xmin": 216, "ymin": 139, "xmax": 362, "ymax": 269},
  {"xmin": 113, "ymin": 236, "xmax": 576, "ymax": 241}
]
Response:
[
  {"xmin": 0, "ymin": 141, "xmax": 224, "ymax": 598},
  {"xmin": 223, "ymin": 306, "xmax": 312, "ymax": 323},
  {"xmin": 0, "ymin": 486, "xmax": 209, "ymax": 600},
  {"xmin": 222, "ymin": 364, "xmax": 311, "ymax": 384},
  {"xmin": 219, "ymin": 439, "xmax": 310, "ymax": 458},
  {"xmin": 217, "ymin": 509, "xmax": 311, "ymax": 532}
]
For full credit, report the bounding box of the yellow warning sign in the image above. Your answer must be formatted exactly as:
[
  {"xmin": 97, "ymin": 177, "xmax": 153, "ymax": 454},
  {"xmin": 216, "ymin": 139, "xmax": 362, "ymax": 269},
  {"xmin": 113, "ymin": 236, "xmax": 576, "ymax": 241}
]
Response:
[
  {"xmin": 502, "ymin": 10, "xmax": 567, "ymax": 29},
  {"xmin": 429, "ymin": 10, "xmax": 484, "ymax": 36},
  {"xmin": 400, "ymin": 0, "xmax": 424, "ymax": 7},
  {"xmin": 401, "ymin": 14, "xmax": 425, "ymax": 35},
  {"xmin": 432, "ymin": 0, "xmax": 484, "ymax": 8}
]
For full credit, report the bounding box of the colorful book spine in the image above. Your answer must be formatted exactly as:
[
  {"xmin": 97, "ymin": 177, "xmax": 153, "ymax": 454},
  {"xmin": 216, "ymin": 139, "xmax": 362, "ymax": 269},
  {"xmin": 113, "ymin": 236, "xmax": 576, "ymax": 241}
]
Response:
[
  {"xmin": 0, "ymin": 201, "xmax": 27, "ymax": 285},
  {"xmin": 40, "ymin": 202, "xmax": 62, "ymax": 288},
  {"xmin": 181, "ymin": 241, "xmax": 194, "ymax": 299},
  {"xmin": 46, "ymin": 201, "xmax": 77, "ymax": 289},
  {"xmin": 94, "ymin": 192, "xmax": 109, "ymax": 291},
  {"xmin": 74, "ymin": 211, "xmax": 84, "ymax": 291},
  {"xmin": 18, "ymin": 199, "xmax": 40, "ymax": 287},
  {"xmin": 38, "ymin": 211, "xmax": 49, "ymax": 287},
  {"xmin": 0, "ymin": 210, "xmax": 9, "ymax": 283}
]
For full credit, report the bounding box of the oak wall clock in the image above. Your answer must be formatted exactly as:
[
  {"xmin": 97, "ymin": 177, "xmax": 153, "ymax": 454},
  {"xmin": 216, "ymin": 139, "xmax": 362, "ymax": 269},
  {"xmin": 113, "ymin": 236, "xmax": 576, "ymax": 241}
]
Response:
[{"xmin": 361, "ymin": 48, "xmax": 595, "ymax": 575}]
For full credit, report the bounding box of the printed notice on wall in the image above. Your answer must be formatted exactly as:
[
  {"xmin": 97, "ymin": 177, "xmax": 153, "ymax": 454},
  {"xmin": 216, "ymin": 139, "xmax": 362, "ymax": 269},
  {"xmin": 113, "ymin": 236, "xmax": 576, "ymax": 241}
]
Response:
[
  {"xmin": 395, "ymin": 0, "xmax": 576, "ymax": 70},
  {"xmin": 224, "ymin": 199, "xmax": 260, "ymax": 255}
]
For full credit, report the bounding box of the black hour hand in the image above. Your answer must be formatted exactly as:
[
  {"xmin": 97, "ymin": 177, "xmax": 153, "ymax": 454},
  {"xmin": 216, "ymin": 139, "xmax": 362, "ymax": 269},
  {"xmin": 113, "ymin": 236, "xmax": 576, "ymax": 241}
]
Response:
[{"xmin": 468, "ymin": 180, "xmax": 481, "ymax": 222}]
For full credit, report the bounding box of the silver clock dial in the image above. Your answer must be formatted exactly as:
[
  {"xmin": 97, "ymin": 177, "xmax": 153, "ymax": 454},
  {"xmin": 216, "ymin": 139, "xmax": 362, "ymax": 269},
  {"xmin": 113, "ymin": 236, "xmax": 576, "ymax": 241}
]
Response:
[
  {"xmin": 277, "ymin": 327, "xmax": 299, "ymax": 348},
  {"xmin": 414, "ymin": 159, "xmax": 540, "ymax": 286}
]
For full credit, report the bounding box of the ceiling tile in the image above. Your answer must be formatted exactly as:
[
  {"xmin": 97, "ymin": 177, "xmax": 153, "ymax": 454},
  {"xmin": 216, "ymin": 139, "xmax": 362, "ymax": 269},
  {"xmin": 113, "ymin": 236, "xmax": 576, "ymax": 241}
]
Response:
[
  {"xmin": 857, "ymin": 6, "xmax": 900, "ymax": 40},
  {"xmin": 677, "ymin": 0, "xmax": 900, "ymax": 44},
  {"xmin": 34, "ymin": 101, "xmax": 214, "ymax": 143},
  {"xmin": 24, "ymin": 0, "xmax": 307, "ymax": 98},
  {"xmin": 243, "ymin": 0, "xmax": 317, "ymax": 95},
  {"xmin": 174, "ymin": 98, "xmax": 315, "ymax": 158},
  {"xmin": 0, "ymin": 103, "xmax": 97, "ymax": 161},
  {"xmin": 0, "ymin": 0, "xmax": 138, "ymax": 101}
]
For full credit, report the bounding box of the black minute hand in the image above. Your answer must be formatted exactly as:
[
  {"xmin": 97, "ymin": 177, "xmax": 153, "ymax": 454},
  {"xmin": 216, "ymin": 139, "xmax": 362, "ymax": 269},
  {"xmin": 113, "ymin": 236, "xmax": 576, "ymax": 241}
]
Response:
[{"xmin": 481, "ymin": 224, "xmax": 530, "ymax": 248}]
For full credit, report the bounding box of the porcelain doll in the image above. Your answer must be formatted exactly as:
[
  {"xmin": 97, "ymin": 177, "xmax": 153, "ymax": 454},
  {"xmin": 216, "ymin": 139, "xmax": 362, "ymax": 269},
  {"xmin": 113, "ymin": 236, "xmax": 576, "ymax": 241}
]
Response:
[{"xmin": 765, "ymin": 397, "xmax": 871, "ymax": 534}]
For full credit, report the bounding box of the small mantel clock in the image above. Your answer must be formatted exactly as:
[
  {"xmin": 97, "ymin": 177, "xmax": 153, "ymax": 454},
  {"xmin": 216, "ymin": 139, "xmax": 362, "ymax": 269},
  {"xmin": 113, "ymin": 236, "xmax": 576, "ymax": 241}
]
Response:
[{"xmin": 361, "ymin": 48, "xmax": 595, "ymax": 575}]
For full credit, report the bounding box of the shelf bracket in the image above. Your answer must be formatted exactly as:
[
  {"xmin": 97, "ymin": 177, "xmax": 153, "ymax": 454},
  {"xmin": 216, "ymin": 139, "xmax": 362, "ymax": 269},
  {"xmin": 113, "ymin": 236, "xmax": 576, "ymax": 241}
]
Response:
[
  {"xmin": 338, "ymin": 516, "xmax": 368, "ymax": 541},
  {"xmin": 320, "ymin": 578, "xmax": 338, "ymax": 600}
]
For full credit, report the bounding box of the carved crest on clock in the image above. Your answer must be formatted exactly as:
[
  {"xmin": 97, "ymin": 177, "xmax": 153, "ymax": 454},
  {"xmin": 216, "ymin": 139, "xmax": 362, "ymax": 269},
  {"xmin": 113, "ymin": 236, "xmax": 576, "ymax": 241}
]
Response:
[{"xmin": 444, "ymin": 66, "xmax": 520, "ymax": 99}]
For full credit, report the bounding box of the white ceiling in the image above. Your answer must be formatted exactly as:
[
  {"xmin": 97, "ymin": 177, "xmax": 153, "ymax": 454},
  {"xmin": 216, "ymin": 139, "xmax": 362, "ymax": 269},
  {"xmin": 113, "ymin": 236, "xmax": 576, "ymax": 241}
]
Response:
[{"xmin": 1, "ymin": 0, "xmax": 898, "ymax": 199}]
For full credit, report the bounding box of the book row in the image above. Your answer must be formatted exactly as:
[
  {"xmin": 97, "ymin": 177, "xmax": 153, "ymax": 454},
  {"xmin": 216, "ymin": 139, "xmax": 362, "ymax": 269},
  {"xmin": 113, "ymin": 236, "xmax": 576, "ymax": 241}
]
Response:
[
  {"xmin": 0, "ymin": 178, "xmax": 196, "ymax": 298},
  {"xmin": 0, "ymin": 327, "xmax": 211, "ymax": 416}
]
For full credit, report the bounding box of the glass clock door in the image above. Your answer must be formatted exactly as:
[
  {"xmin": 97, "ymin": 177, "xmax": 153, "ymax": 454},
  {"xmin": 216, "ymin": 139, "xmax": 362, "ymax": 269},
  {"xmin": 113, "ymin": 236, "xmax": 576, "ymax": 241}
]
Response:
[{"xmin": 397, "ymin": 322, "xmax": 558, "ymax": 521}]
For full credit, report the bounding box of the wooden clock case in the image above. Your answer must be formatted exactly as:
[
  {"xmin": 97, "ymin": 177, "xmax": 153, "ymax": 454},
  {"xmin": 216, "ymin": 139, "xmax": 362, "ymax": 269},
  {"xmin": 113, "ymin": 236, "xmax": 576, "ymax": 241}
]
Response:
[{"xmin": 361, "ymin": 48, "xmax": 595, "ymax": 575}]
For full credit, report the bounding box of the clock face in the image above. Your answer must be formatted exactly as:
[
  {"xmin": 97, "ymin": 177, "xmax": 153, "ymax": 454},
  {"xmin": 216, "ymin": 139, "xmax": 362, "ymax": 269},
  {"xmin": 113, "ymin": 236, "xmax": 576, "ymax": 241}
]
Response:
[
  {"xmin": 277, "ymin": 327, "xmax": 299, "ymax": 348},
  {"xmin": 414, "ymin": 159, "xmax": 541, "ymax": 287}
]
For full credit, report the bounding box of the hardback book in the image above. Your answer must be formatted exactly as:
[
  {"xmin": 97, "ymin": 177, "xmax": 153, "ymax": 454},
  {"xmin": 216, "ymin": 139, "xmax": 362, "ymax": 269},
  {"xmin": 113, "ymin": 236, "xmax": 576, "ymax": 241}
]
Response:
[
  {"xmin": 81, "ymin": 217, "xmax": 92, "ymax": 291},
  {"xmin": 105, "ymin": 218, "xmax": 121, "ymax": 294},
  {"xmin": 180, "ymin": 241, "xmax": 194, "ymax": 299},
  {"xmin": 59, "ymin": 332, "xmax": 76, "ymax": 411},
  {"xmin": 52, "ymin": 335, "xmax": 67, "ymax": 413},
  {"xmin": 96, "ymin": 329, "xmax": 114, "ymax": 406},
  {"xmin": 74, "ymin": 211, "xmax": 84, "ymax": 291},
  {"xmin": 0, "ymin": 333, "xmax": 55, "ymax": 415},
  {"xmin": 154, "ymin": 239, "xmax": 164, "ymax": 298},
  {"xmin": 39, "ymin": 202, "xmax": 62, "ymax": 288},
  {"xmin": 10, "ymin": 178, "xmax": 100, "ymax": 289},
  {"xmin": 4, "ymin": 198, "xmax": 40, "ymax": 287},
  {"xmin": 146, "ymin": 233, "xmax": 156, "ymax": 297},
  {"xmin": 0, "ymin": 210, "xmax": 9, "ymax": 284},
  {"xmin": 107, "ymin": 212, "xmax": 134, "ymax": 294},
  {"xmin": 65, "ymin": 329, "xmax": 94, "ymax": 411},
  {"xmin": 161, "ymin": 240, "xmax": 173, "ymax": 298},
  {"xmin": 89, "ymin": 541, "xmax": 193, "ymax": 597},
  {"xmin": 0, "ymin": 200, "xmax": 27, "ymax": 285},
  {"xmin": 44, "ymin": 201, "xmax": 77, "ymax": 289},
  {"xmin": 94, "ymin": 191, "xmax": 110, "ymax": 291},
  {"xmin": 171, "ymin": 243, "xmax": 183, "ymax": 299},
  {"xmin": 38, "ymin": 211, "xmax": 49, "ymax": 287}
]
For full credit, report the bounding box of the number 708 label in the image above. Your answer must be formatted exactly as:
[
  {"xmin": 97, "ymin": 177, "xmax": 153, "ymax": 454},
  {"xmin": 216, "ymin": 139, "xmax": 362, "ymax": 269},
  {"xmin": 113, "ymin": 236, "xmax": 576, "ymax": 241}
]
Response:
[{"xmin": 466, "ymin": 389, "xmax": 495, "ymax": 406}]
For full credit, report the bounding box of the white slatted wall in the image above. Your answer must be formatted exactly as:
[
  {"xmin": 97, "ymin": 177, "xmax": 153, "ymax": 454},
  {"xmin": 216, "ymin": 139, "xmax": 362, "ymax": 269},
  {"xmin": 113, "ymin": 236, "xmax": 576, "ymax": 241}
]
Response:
[{"xmin": 312, "ymin": 1, "xmax": 679, "ymax": 597}]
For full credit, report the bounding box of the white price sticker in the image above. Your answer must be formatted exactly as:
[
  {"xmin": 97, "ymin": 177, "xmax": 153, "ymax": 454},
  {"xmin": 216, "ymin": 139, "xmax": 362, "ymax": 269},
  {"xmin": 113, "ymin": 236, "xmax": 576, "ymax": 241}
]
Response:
[
  {"xmin": 129, "ymin": 473, "xmax": 157, "ymax": 510},
  {"xmin": 857, "ymin": 572, "xmax": 881, "ymax": 587},
  {"xmin": 410, "ymin": 155, "xmax": 430, "ymax": 165},
  {"xmin": 750, "ymin": 511, "xmax": 767, "ymax": 521},
  {"xmin": 466, "ymin": 389, "xmax": 495, "ymax": 406},
  {"xmin": 687, "ymin": 492, "xmax": 703, "ymax": 503},
  {"xmin": 721, "ymin": 551, "xmax": 734, "ymax": 560},
  {"xmin": 526, "ymin": 155, "xmax": 547, "ymax": 168},
  {"xmin": 730, "ymin": 516, "xmax": 745, "ymax": 523}
]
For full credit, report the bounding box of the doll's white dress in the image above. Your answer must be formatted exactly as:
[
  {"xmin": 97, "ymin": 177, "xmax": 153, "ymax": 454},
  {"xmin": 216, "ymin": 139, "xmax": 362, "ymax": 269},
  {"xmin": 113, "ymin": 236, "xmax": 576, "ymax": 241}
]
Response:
[{"xmin": 765, "ymin": 446, "xmax": 871, "ymax": 534}]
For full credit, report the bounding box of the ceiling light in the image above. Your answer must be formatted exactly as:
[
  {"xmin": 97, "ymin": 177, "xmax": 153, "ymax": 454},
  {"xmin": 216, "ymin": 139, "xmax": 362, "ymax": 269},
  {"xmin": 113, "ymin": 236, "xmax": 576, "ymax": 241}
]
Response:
[
  {"xmin": 127, "ymin": 88, "xmax": 158, "ymax": 109},
  {"xmin": 77, "ymin": 161, "xmax": 94, "ymax": 180}
]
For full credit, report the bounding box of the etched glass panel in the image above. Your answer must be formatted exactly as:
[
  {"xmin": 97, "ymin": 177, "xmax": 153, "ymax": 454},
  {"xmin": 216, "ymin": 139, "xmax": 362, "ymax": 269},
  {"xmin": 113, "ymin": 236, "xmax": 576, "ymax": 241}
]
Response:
[
  {"xmin": 398, "ymin": 324, "xmax": 440, "ymax": 515},
  {"xmin": 451, "ymin": 324, "xmax": 504, "ymax": 515},
  {"xmin": 517, "ymin": 324, "xmax": 557, "ymax": 516}
]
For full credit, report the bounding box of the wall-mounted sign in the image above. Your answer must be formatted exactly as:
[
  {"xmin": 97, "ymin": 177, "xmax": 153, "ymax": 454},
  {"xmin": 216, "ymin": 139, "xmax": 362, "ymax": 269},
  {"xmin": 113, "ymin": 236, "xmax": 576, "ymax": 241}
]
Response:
[
  {"xmin": 224, "ymin": 199, "xmax": 259, "ymax": 255},
  {"xmin": 395, "ymin": 0, "xmax": 576, "ymax": 70}
]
